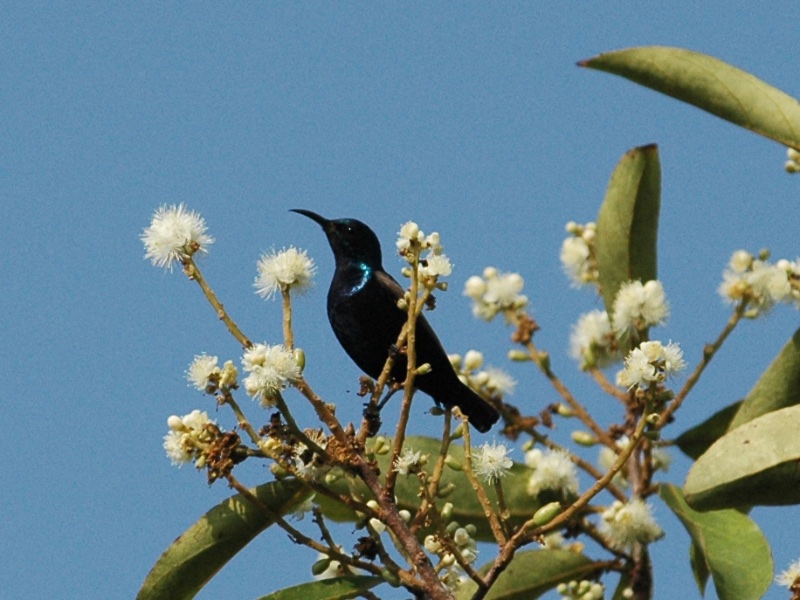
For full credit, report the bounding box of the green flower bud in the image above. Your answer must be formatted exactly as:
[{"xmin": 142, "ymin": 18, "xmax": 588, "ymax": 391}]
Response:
[
  {"xmin": 381, "ymin": 568, "xmax": 402, "ymax": 587},
  {"xmin": 571, "ymin": 431, "xmax": 598, "ymax": 446},
  {"xmin": 533, "ymin": 501, "xmax": 561, "ymax": 526},
  {"xmin": 293, "ymin": 348, "xmax": 306, "ymax": 372},
  {"xmin": 508, "ymin": 349, "xmax": 531, "ymax": 362},
  {"xmin": 444, "ymin": 455, "xmax": 462, "ymax": 471},
  {"xmin": 312, "ymin": 558, "xmax": 332, "ymax": 576}
]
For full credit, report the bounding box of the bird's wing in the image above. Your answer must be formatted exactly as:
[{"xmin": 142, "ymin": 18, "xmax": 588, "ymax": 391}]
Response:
[{"xmin": 373, "ymin": 269, "xmax": 407, "ymax": 301}]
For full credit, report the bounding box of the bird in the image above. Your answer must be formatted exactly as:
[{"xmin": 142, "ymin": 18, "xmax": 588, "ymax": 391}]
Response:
[{"xmin": 291, "ymin": 209, "xmax": 499, "ymax": 433}]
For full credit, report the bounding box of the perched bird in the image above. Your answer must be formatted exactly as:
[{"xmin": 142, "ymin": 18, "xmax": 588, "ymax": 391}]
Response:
[{"xmin": 292, "ymin": 209, "xmax": 499, "ymax": 433}]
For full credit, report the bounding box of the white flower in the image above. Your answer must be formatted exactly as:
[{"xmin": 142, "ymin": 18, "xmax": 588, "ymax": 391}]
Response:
[
  {"xmin": 396, "ymin": 221, "xmax": 421, "ymax": 253},
  {"xmin": 474, "ymin": 442, "xmax": 513, "ymax": 484},
  {"xmin": 718, "ymin": 250, "xmax": 793, "ymax": 315},
  {"xmin": 419, "ymin": 253, "xmax": 453, "ymax": 279},
  {"xmin": 483, "ymin": 367, "xmax": 517, "ymax": 395},
  {"xmin": 141, "ymin": 204, "xmax": 214, "ymax": 270},
  {"xmin": 569, "ymin": 310, "xmax": 619, "ymax": 369},
  {"xmin": 776, "ymin": 558, "xmax": 800, "ymax": 587},
  {"xmin": 163, "ymin": 410, "xmax": 217, "ymax": 466},
  {"xmin": 424, "ymin": 535, "xmax": 441, "ymax": 553},
  {"xmin": 254, "ymin": 247, "xmax": 316, "ymax": 299},
  {"xmin": 186, "ymin": 354, "xmax": 220, "ymax": 391},
  {"xmin": 611, "ymin": 280, "xmax": 669, "ymax": 336},
  {"xmin": 618, "ymin": 341, "xmax": 685, "ymax": 390},
  {"xmin": 525, "ymin": 448, "xmax": 579, "ymax": 497},
  {"xmin": 464, "ymin": 268, "xmax": 528, "ymax": 322},
  {"xmin": 599, "ymin": 499, "xmax": 663, "ymax": 550},
  {"xmin": 393, "ymin": 447, "xmax": 422, "ymax": 475},
  {"xmin": 242, "ymin": 343, "xmax": 301, "ymax": 407},
  {"xmin": 463, "ymin": 350, "xmax": 484, "ymax": 371},
  {"xmin": 560, "ymin": 237, "xmax": 591, "ymax": 286}
]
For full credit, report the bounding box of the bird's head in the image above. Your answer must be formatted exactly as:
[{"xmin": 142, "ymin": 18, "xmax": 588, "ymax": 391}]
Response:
[{"xmin": 291, "ymin": 209, "xmax": 383, "ymax": 270}]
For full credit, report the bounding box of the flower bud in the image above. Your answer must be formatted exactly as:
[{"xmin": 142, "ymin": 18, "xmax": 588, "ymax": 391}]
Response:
[
  {"xmin": 293, "ymin": 348, "xmax": 306, "ymax": 372},
  {"xmin": 416, "ymin": 363, "xmax": 432, "ymax": 376},
  {"xmin": 167, "ymin": 415, "xmax": 184, "ymax": 431},
  {"xmin": 381, "ymin": 568, "xmax": 402, "ymax": 587},
  {"xmin": 464, "ymin": 350, "xmax": 484, "ymax": 371},
  {"xmin": 444, "ymin": 455, "xmax": 462, "ymax": 471},
  {"xmin": 508, "ymin": 349, "xmax": 530, "ymax": 362},
  {"xmin": 312, "ymin": 558, "xmax": 331, "ymax": 576},
  {"xmin": 440, "ymin": 502, "xmax": 454, "ymax": 521},
  {"xmin": 571, "ymin": 431, "xmax": 598, "ymax": 446},
  {"xmin": 533, "ymin": 501, "xmax": 561, "ymax": 526}
]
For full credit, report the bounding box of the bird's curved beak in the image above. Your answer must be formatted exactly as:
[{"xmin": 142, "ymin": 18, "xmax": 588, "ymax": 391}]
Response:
[{"xmin": 290, "ymin": 209, "xmax": 331, "ymax": 230}]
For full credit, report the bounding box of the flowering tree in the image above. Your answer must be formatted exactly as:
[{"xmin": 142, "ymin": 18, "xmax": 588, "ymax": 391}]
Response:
[{"xmin": 137, "ymin": 47, "xmax": 800, "ymax": 600}]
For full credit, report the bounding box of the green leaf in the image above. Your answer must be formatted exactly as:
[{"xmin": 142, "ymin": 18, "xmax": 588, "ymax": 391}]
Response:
[
  {"xmin": 684, "ymin": 404, "xmax": 800, "ymax": 509},
  {"xmin": 728, "ymin": 327, "xmax": 800, "ymax": 430},
  {"xmin": 595, "ymin": 144, "xmax": 661, "ymax": 323},
  {"xmin": 674, "ymin": 400, "xmax": 742, "ymax": 460},
  {"xmin": 688, "ymin": 541, "xmax": 710, "ymax": 596},
  {"xmin": 660, "ymin": 484, "xmax": 772, "ymax": 600},
  {"xmin": 455, "ymin": 550, "xmax": 596, "ymax": 600},
  {"xmin": 137, "ymin": 479, "xmax": 311, "ymax": 600},
  {"xmin": 580, "ymin": 46, "xmax": 800, "ymax": 148},
  {"xmin": 256, "ymin": 576, "xmax": 384, "ymax": 600},
  {"xmin": 316, "ymin": 436, "xmax": 549, "ymax": 542}
]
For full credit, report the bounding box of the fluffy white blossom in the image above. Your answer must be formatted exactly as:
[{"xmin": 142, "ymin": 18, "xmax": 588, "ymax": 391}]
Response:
[
  {"xmin": 419, "ymin": 253, "xmax": 453, "ymax": 279},
  {"xmin": 776, "ymin": 558, "xmax": 800, "ymax": 588},
  {"xmin": 254, "ymin": 246, "xmax": 316, "ymax": 299},
  {"xmin": 719, "ymin": 250, "xmax": 794, "ymax": 315},
  {"xmin": 560, "ymin": 222, "xmax": 597, "ymax": 287},
  {"xmin": 163, "ymin": 410, "xmax": 218, "ymax": 466},
  {"xmin": 483, "ymin": 367, "xmax": 517, "ymax": 396},
  {"xmin": 525, "ymin": 448, "xmax": 579, "ymax": 498},
  {"xmin": 474, "ymin": 441, "xmax": 513, "ymax": 484},
  {"xmin": 569, "ymin": 310, "xmax": 620, "ymax": 369},
  {"xmin": 242, "ymin": 343, "xmax": 301, "ymax": 407},
  {"xmin": 611, "ymin": 280, "xmax": 669, "ymax": 337},
  {"xmin": 141, "ymin": 204, "xmax": 214, "ymax": 270},
  {"xmin": 618, "ymin": 340, "xmax": 685, "ymax": 390},
  {"xmin": 393, "ymin": 447, "xmax": 423, "ymax": 475},
  {"xmin": 599, "ymin": 499, "xmax": 663, "ymax": 550},
  {"xmin": 186, "ymin": 354, "xmax": 220, "ymax": 391},
  {"xmin": 464, "ymin": 267, "xmax": 528, "ymax": 322}
]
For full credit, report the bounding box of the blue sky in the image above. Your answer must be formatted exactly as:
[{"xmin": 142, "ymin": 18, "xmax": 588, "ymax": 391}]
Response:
[{"xmin": 3, "ymin": 3, "xmax": 799, "ymax": 599}]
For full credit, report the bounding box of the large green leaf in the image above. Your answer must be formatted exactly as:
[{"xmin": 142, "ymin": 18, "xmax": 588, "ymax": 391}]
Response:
[
  {"xmin": 256, "ymin": 576, "xmax": 384, "ymax": 600},
  {"xmin": 595, "ymin": 144, "xmax": 661, "ymax": 321},
  {"xmin": 316, "ymin": 436, "xmax": 546, "ymax": 541},
  {"xmin": 728, "ymin": 327, "xmax": 800, "ymax": 430},
  {"xmin": 580, "ymin": 46, "xmax": 800, "ymax": 148},
  {"xmin": 455, "ymin": 550, "xmax": 596, "ymax": 600},
  {"xmin": 684, "ymin": 404, "xmax": 800, "ymax": 509},
  {"xmin": 660, "ymin": 484, "xmax": 772, "ymax": 600},
  {"xmin": 675, "ymin": 400, "xmax": 742, "ymax": 460},
  {"xmin": 138, "ymin": 479, "xmax": 310, "ymax": 600}
]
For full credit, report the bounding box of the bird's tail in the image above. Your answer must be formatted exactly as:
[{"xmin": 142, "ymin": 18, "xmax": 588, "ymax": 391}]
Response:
[{"xmin": 446, "ymin": 382, "xmax": 500, "ymax": 433}]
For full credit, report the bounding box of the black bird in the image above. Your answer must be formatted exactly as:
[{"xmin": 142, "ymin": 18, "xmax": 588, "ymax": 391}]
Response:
[{"xmin": 292, "ymin": 209, "xmax": 499, "ymax": 433}]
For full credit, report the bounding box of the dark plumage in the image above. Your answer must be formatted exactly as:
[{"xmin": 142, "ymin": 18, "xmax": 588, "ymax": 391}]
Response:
[{"xmin": 292, "ymin": 209, "xmax": 499, "ymax": 433}]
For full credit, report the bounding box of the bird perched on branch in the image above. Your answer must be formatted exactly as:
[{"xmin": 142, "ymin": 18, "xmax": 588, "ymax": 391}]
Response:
[{"xmin": 292, "ymin": 209, "xmax": 499, "ymax": 433}]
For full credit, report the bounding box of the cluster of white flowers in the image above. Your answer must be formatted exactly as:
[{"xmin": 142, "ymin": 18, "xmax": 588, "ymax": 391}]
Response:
[
  {"xmin": 292, "ymin": 429, "xmax": 331, "ymax": 481},
  {"xmin": 393, "ymin": 447, "xmax": 424, "ymax": 475},
  {"xmin": 186, "ymin": 353, "xmax": 238, "ymax": 392},
  {"xmin": 785, "ymin": 147, "xmax": 800, "ymax": 173},
  {"xmin": 776, "ymin": 558, "xmax": 800, "ymax": 588},
  {"xmin": 242, "ymin": 343, "xmax": 302, "ymax": 407},
  {"xmin": 611, "ymin": 280, "xmax": 669, "ymax": 338},
  {"xmin": 474, "ymin": 441, "xmax": 513, "ymax": 484},
  {"xmin": 163, "ymin": 410, "xmax": 219, "ymax": 467},
  {"xmin": 450, "ymin": 350, "xmax": 517, "ymax": 398},
  {"xmin": 560, "ymin": 221, "xmax": 598, "ymax": 287},
  {"xmin": 254, "ymin": 246, "xmax": 316, "ymax": 299},
  {"xmin": 599, "ymin": 499, "xmax": 663, "ymax": 551},
  {"xmin": 718, "ymin": 249, "xmax": 798, "ymax": 315},
  {"xmin": 424, "ymin": 523, "xmax": 478, "ymax": 593},
  {"xmin": 141, "ymin": 203, "xmax": 214, "ymax": 270},
  {"xmin": 396, "ymin": 221, "xmax": 453, "ymax": 286},
  {"xmin": 525, "ymin": 448, "xmax": 579, "ymax": 498},
  {"xmin": 569, "ymin": 309, "xmax": 620, "ymax": 369},
  {"xmin": 464, "ymin": 267, "xmax": 528, "ymax": 322},
  {"xmin": 556, "ymin": 579, "xmax": 604, "ymax": 600},
  {"xmin": 617, "ymin": 340, "xmax": 685, "ymax": 391}
]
